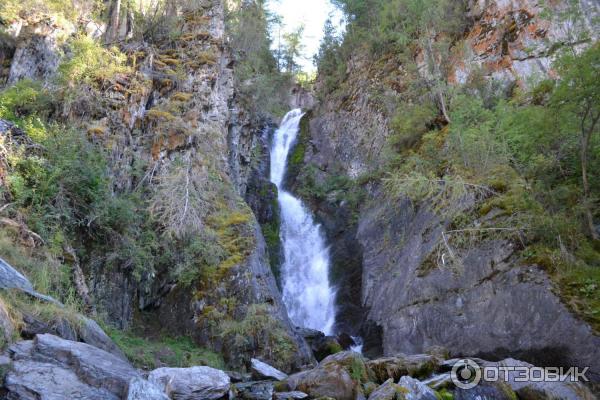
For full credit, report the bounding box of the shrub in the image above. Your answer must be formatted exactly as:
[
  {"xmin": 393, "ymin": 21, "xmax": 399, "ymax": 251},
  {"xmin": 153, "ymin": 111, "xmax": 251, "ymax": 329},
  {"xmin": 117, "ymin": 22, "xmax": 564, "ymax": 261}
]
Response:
[
  {"xmin": 0, "ymin": 80, "xmax": 52, "ymax": 122},
  {"xmin": 219, "ymin": 303, "xmax": 297, "ymax": 371},
  {"xmin": 388, "ymin": 101, "xmax": 437, "ymax": 152},
  {"xmin": 0, "ymin": 0, "xmax": 102, "ymax": 24},
  {"xmin": 57, "ymin": 35, "xmax": 130, "ymax": 88}
]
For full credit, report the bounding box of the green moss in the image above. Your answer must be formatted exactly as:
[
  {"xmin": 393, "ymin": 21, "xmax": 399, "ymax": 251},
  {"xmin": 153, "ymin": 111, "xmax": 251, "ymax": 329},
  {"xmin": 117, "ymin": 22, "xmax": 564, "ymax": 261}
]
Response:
[
  {"xmin": 106, "ymin": 328, "xmax": 225, "ymax": 370},
  {"xmin": 349, "ymin": 356, "xmax": 369, "ymax": 383},
  {"xmin": 286, "ymin": 112, "xmax": 311, "ymax": 184},
  {"xmin": 207, "ymin": 208, "xmax": 255, "ymax": 274},
  {"xmin": 145, "ymin": 109, "xmax": 177, "ymax": 122},
  {"xmin": 262, "ymin": 220, "xmax": 282, "ymax": 282},
  {"xmin": 435, "ymin": 389, "xmax": 454, "ymax": 400}
]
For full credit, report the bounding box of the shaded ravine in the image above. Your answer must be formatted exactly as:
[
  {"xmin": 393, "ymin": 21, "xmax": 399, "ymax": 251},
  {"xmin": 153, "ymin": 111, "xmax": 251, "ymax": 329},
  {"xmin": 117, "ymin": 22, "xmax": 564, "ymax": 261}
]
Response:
[{"xmin": 270, "ymin": 109, "xmax": 336, "ymax": 334}]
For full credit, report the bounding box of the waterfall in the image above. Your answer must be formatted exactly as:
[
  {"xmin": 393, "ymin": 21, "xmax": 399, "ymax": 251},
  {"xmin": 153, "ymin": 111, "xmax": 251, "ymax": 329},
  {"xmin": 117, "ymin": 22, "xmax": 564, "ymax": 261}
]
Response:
[{"xmin": 270, "ymin": 109, "xmax": 336, "ymax": 335}]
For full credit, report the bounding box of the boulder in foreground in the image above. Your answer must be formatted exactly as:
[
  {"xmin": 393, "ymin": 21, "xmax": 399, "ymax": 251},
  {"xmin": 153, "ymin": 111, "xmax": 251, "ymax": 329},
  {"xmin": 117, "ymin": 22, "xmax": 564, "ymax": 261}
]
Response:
[{"xmin": 149, "ymin": 366, "xmax": 231, "ymax": 400}]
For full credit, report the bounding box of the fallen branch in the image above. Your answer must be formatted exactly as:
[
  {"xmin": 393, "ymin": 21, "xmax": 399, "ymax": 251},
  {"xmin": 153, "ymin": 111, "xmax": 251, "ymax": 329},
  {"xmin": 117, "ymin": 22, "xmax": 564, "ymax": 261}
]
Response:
[{"xmin": 64, "ymin": 245, "xmax": 95, "ymax": 313}]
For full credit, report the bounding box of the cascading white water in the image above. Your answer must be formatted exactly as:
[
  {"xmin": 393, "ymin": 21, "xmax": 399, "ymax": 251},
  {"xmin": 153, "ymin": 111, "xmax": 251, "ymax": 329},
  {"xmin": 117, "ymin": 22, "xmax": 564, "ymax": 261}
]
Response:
[{"xmin": 270, "ymin": 109, "xmax": 336, "ymax": 335}]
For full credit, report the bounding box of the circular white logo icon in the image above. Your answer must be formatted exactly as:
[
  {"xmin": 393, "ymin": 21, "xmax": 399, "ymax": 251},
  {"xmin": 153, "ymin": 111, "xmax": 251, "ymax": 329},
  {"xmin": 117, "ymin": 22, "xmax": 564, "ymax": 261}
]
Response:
[{"xmin": 451, "ymin": 358, "xmax": 482, "ymax": 389}]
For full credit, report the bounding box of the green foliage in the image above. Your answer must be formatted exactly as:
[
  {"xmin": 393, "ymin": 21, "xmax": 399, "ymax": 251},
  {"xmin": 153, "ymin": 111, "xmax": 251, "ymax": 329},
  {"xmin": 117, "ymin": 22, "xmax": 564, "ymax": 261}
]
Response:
[
  {"xmin": 106, "ymin": 328, "xmax": 225, "ymax": 370},
  {"xmin": 0, "ymin": 80, "xmax": 52, "ymax": 123},
  {"xmin": 348, "ymin": 356, "xmax": 369, "ymax": 382},
  {"xmin": 448, "ymin": 95, "xmax": 510, "ymax": 171},
  {"xmin": 281, "ymin": 25, "xmax": 305, "ymax": 73},
  {"xmin": 388, "ymin": 102, "xmax": 437, "ymax": 152},
  {"xmin": 0, "ymin": 0, "xmax": 102, "ymax": 24},
  {"xmin": 319, "ymin": 0, "xmax": 467, "ymax": 101},
  {"xmin": 58, "ymin": 35, "xmax": 130, "ymax": 87},
  {"xmin": 1, "ymin": 82, "xmax": 158, "ymax": 283},
  {"xmin": 314, "ymin": 17, "xmax": 345, "ymax": 95},
  {"xmin": 219, "ymin": 303, "xmax": 297, "ymax": 371},
  {"xmin": 262, "ymin": 219, "xmax": 282, "ymax": 282},
  {"xmin": 381, "ymin": 44, "xmax": 600, "ymax": 327},
  {"xmin": 0, "ymin": 235, "xmax": 68, "ymax": 298},
  {"xmin": 435, "ymin": 389, "xmax": 454, "ymax": 400},
  {"xmin": 226, "ymin": 0, "xmax": 291, "ymax": 116}
]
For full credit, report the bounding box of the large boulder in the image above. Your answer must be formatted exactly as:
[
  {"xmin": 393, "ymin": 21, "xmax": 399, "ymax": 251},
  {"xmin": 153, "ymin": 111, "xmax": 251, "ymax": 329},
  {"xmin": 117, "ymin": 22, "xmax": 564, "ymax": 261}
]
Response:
[
  {"xmin": 148, "ymin": 366, "xmax": 231, "ymax": 400},
  {"xmin": 251, "ymin": 358, "xmax": 288, "ymax": 381},
  {"xmin": 366, "ymin": 354, "xmax": 440, "ymax": 383},
  {"xmin": 287, "ymin": 363, "xmax": 356, "ymax": 400},
  {"xmin": 5, "ymin": 360, "xmax": 119, "ymax": 400},
  {"xmin": 126, "ymin": 377, "xmax": 170, "ymax": 400},
  {"xmin": 4, "ymin": 334, "xmax": 140, "ymax": 399},
  {"xmin": 32, "ymin": 333, "xmax": 139, "ymax": 395},
  {"xmin": 286, "ymin": 352, "xmax": 367, "ymax": 400}
]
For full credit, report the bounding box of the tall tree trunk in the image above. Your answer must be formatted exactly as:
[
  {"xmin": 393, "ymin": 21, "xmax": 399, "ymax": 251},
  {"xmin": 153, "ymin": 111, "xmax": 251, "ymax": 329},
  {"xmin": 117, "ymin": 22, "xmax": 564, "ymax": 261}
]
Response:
[
  {"xmin": 581, "ymin": 108, "xmax": 599, "ymax": 240},
  {"xmin": 105, "ymin": 0, "xmax": 122, "ymax": 44}
]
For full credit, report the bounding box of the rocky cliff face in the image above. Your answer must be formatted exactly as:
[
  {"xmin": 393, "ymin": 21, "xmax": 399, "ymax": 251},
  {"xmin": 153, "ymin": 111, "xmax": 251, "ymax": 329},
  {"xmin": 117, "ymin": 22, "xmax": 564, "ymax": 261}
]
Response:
[
  {"xmin": 448, "ymin": 0, "xmax": 600, "ymax": 87},
  {"xmin": 0, "ymin": 0, "xmax": 312, "ymax": 371},
  {"xmin": 292, "ymin": 0, "xmax": 600, "ymax": 380}
]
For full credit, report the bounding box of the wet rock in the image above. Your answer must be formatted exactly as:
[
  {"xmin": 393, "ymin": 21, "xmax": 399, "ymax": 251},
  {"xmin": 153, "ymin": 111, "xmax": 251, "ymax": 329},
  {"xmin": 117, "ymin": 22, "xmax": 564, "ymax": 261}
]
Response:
[
  {"xmin": 366, "ymin": 354, "xmax": 440, "ymax": 384},
  {"xmin": 148, "ymin": 366, "xmax": 231, "ymax": 400},
  {"xmin": 301, "ymin": 330, "xmax": 344, "ymax": 361},
  {"xmin": 367, "ymin": 379, "xmax": 403, "ymax": 400},
  {"xmin": 397, "ymin": 376, "xmax": 437, "ymax": 400},
  {"xmin": 337, "ymin": 333, "xmax": 357, "ymax": 350},
  {"xmin": 234, "ymin": 381, "xmax": 274, "ymax": 400},
  {"xmin": 126, "ymin": 377, "xmax": 170, "ymax": 400},
  {"xmin": 251, "ymin": 358, "xmax": 289, "ymax": 381},
  {"xmin": 274, "ymin": 391, "xmax": 309, "ymax": 400}
]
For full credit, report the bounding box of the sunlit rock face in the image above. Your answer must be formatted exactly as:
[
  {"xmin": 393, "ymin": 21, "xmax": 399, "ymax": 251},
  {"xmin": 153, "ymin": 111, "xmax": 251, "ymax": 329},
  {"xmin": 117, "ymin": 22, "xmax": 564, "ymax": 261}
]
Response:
[{"xmin": 449, "ymin": 0, "xmax": 600, "ymax": 87}]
